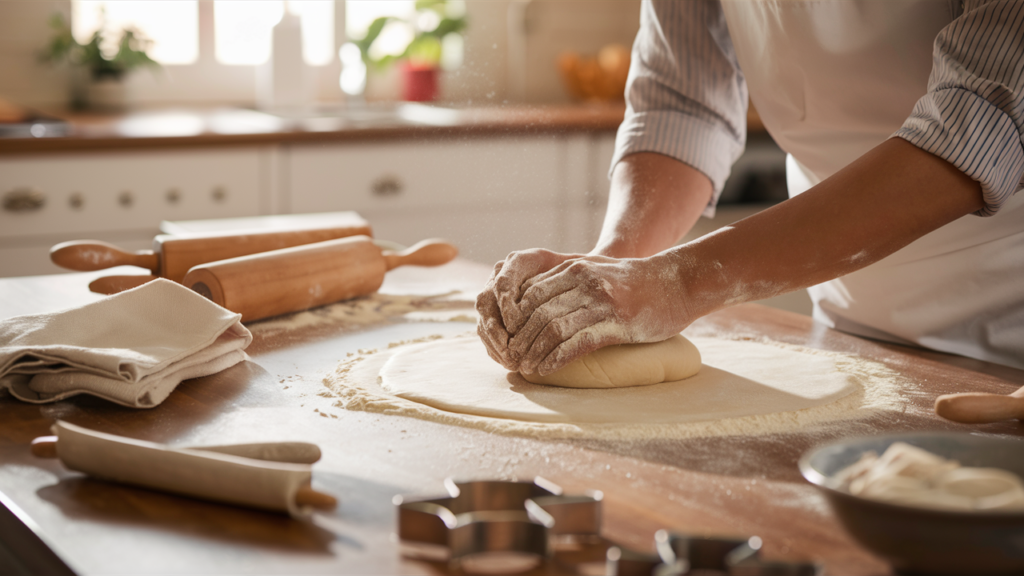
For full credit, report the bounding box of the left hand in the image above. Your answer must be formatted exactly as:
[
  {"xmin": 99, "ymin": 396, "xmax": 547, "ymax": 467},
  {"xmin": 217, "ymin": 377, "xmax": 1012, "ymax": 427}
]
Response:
[
  {"xmin": 502, "ymin": 252, "xmax": 694, "ymax": 376},
  {"xmin": 476, "ymin": 249, "xmax": 584, "ymax": 370}
]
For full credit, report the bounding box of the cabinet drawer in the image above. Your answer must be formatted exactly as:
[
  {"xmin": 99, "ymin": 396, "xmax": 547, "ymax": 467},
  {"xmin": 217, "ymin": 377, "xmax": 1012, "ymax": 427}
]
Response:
[
  {"xmin": 0, "ymin": 148, "xmax": 267, "ymax": 240},
  {"xmin": 362, "ymin": 205, "xmax": 565, "ymax": 266},
  {"xmin": 288, "ymin": 137, "xmax": 565, "ymax": 214}
]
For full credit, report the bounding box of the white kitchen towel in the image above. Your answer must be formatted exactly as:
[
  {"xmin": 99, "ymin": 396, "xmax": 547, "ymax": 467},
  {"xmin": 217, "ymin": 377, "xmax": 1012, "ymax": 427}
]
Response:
[{"xmin": 0, "ymin": 278, "xmax": 252, "ymax": 408}]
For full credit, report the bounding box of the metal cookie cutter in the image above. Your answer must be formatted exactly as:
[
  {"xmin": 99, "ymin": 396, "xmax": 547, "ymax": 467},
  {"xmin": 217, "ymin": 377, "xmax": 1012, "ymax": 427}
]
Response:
[
  {"xmin": 393, "ymin": 476, "xmax": 603, "ymax": 572},
  {"xmin": 642, "ymin": 530, "xmax": 820, "ymax": 576},
  {"xmin": 396, "ymin": 479, "xmax": 818, "ymax": 575}
]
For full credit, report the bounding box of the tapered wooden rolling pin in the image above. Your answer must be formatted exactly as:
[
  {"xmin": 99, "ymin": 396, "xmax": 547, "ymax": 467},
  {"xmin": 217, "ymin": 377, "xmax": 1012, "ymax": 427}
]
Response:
[
  {"xmin": 182, "ymin": 235, "xmax": 458, "ymax": 322},
  {"xmin": 50, "ymin": 221, "xmax": 373, "ymax": 293},
  {"xmin": 934, "ymin": 384, "xmax": 1024, "ymax": 423}
]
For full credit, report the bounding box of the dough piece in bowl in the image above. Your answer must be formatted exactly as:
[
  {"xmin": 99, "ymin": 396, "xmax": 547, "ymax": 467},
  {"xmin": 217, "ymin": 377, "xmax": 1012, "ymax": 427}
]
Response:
[{"xmin": 520, "ymin": 334, "xmax": 701, "ymax": 389}]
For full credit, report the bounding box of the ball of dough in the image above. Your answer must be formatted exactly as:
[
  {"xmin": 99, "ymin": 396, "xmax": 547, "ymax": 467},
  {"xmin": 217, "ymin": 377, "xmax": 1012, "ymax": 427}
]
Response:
[{"xmin": 521, "ymin": 334, "xmax": 701, "ymax": 389}]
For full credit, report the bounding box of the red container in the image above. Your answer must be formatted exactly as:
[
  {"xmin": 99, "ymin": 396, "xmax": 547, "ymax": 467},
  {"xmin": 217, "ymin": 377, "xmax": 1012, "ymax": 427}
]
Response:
[{"xmin": 401, "ymin": 63, "xmax": 439, "ymax": 102}]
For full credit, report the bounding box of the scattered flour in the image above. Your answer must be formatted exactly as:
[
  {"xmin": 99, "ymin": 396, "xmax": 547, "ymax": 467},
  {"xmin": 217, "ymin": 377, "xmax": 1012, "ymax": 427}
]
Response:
[
  {"xmin": 320, "ymin": 332, "xmax": 909, "ymax": 441},
  {"xmin": 403, "ymin": 309, "xmax": 479, "ymax": 323},
  {"xmin": 248, "ymin": 292, "xmax": 476, "ymax": 334}
]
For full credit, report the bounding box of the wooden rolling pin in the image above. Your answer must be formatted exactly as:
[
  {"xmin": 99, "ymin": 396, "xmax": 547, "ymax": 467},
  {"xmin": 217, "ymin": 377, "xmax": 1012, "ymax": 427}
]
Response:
[
  {"xmin": 935, "ymin": 384, "xmax": 1024, "ymax": 424},
  {"xmin": 32, "ymin": 421, "xmax": 336, "ymax": 514},
  {"xmin": 182, "ymin": 235, "xmax": 458, "ymax": 322},
  {"xmin": 50, "ymin": 221, "xmax": 373, "ymax": 293}
]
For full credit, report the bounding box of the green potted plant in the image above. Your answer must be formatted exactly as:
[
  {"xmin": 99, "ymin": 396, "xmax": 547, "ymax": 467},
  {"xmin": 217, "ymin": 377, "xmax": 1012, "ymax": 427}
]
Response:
[
  {"xmin": 40, "ymin": 12, "xmax": 160, "ymax": 111},
  {"xmin": 353, "ymin": 0, "xmax": 466, "ymax": 102}
]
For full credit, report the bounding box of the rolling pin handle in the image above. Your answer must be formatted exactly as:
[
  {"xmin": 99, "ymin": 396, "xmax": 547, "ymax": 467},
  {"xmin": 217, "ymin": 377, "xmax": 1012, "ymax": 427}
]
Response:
[
  {"xmin": 89, "ymin": 275, "xmax": 160, "ymax": 295},
  {"xmin": 30, "ymin": 436, "xmax": 58, "ymax": 459},
  {"xmin": 934, "ymin": 389, "xmax": 1024, "ymax": 424},
  {"xmin": 295, "ymin": 485, "xmax": 338, "ymax": 510},
  {"xmin": 382, "ymin": 239, "xmax": 458, "ymax": 271},
  {"xmin": 50, "ymin": 240, "xmax": 160, "ymax": 273}
]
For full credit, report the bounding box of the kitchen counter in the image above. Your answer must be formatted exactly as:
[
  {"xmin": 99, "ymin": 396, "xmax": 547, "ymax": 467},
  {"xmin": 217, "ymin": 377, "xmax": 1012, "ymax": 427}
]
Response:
[
  {"xmin": 2, "ymin": 264, "xmax": 1021, "ymax": 575},
  {"xmin": 0, "ymin": 103, "xmax": 626, "ymax": 156}
]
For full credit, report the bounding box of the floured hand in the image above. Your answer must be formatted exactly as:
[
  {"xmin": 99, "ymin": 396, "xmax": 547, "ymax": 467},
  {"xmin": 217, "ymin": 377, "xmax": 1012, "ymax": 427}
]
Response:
[
  {"xmin": 476, "ymin": 249, "xmax": 583, "ymax": 370},
  {"xmin": 502, "ymin": 252, "xmax": 695, "ymax": 376}
]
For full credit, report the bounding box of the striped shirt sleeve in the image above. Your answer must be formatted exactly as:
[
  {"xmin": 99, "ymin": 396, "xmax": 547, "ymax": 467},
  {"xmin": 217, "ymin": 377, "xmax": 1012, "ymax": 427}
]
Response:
[
  {"xmin": 893, "ymin": 0, "xmax": 1024, "ymax": 216},
  {"xmin": 611, "ymin": 0, "xmax": 747, "ymax": 218}
]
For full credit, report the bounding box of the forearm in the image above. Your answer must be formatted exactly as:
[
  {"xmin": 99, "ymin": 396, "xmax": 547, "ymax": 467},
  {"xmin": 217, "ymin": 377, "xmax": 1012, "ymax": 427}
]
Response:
[
  {"xmin": 669, "ymin": 138, "xmax": 985, "ymax": 319},
  {"xmin": 593, "ymin": 152, "xmax": 714, "ymax": 259}
]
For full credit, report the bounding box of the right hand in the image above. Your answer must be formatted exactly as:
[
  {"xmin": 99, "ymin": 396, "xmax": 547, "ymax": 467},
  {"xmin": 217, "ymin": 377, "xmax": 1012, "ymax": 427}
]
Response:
[{"xmin": 475, "ymin": 249, "xmax": 584, "ymax": 370}]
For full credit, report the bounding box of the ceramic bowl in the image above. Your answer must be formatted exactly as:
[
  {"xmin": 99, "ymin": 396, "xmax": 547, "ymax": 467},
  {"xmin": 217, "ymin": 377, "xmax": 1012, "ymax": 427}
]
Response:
[{"xmin": 799, "ymin": 433, "xmax": 1024, "ymax": 575}]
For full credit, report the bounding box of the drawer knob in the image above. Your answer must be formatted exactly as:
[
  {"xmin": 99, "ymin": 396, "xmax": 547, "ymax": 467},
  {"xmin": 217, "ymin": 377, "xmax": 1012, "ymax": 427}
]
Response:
[
  {"xmin": 166, "ymin": 188, "xmax": 181, "ymax": 204},
  {"xmin": 371, "ymin": 175, "xmax": 403, "ymax": 197},
  {"xmin": 3, "ymin": 188, "xmax": 46, "ymax": 212},
  {"xmin": 211, "ymin": 186, "xmax": 227, "ymax": 203},
  {"xmin": 118, "ymin": 190, "xmax": 134, "ymax": 208},
  {"xmin": 69, "ymin": 192, "xmax": 84, "ymax": 210}
]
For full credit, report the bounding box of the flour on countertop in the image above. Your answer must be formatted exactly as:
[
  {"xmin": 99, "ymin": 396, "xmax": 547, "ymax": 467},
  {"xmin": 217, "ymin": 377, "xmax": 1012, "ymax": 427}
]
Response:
[
  {"xmin": 320, "ymin": 332, "xmax": 910, "ymax": 441},
  {"xmin": 248, "ymin": 292, "xmax": 476, "ymax": 334}
]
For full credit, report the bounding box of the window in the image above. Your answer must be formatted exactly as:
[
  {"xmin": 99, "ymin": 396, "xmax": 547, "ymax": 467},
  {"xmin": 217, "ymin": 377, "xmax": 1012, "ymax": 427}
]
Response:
[
  {"xmin": 71, "ymin": 0, "xmax": 334, "ymax": 67},
  {"xmin": 291, "ymin": 1, "xmax": 337, "ymax": 66},
  {"xmin": 67, "ymin": 0, "xmax": 464, "ymax": 104},
  {"xmin": 214, "ymin": 1, "xmax": 334, "ymax": 66},
  {"xmin": 72, "ymin": 0, "xmax": 199, "ymax": 65}
]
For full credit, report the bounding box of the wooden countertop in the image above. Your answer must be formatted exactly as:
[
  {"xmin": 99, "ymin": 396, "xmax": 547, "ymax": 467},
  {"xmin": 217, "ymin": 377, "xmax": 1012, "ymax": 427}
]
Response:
[
  {"xmin": 0, "ymin": 103, "xmax": 626, "ymax": 156},
  {"xmin": 1, "ymin": 263, "xmax": 1022, "ymax": 575}
]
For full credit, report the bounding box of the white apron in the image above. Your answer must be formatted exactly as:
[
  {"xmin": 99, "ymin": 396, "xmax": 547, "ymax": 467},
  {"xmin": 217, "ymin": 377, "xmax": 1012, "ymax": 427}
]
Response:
[{"xmin": 720, "ymin": 1, "xmax": 1024, "ymax": 369}]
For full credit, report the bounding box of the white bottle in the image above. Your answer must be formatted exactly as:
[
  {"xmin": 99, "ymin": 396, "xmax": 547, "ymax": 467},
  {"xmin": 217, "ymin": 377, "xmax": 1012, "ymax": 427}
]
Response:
[{"xmin": 258, "ymin": 9, "xmax": 309, "ymax": 110}]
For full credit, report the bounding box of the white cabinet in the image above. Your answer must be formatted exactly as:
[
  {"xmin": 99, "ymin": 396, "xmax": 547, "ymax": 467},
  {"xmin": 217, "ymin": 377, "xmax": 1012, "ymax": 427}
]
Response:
[
  {"xmin": 288, "ymin": 136, "xmax": 600, "ymax": 265},
  {"xmin": 562, "ymin": 132, "xmax": 615, "ymax": 253},
  {"xmin": 0, "ymin": 148, "xmax": 272, "ymax": 276},
  {"xmin": 0, "ymin": 135, "xmax": 615, "ymax": 276}
]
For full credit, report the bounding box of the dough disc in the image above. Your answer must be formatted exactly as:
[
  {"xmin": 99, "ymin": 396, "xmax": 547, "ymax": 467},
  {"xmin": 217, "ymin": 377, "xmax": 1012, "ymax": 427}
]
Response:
[
  {"xmin": 378, "ymin": 335, "xmax": 858, "ymax": 425},
  {"xmin": 520, "ymin": 334, "xmax": 701, "ymax": 388}
]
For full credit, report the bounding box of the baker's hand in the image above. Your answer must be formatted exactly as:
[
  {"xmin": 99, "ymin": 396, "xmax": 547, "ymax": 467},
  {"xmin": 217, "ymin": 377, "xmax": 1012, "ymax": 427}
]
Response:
[
  {"xmin": 476, "ymin": 249, "xmax": 584, "ymax": 370},
  {"xmin": 505, "ymin": 252, "xmax": 693, "ymax": 376}
]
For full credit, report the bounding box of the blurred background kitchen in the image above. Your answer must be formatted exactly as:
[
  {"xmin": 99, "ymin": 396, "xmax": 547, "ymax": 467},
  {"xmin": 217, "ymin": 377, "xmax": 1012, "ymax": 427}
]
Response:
[{"xmin": 0, "ymin": 0, "xmax": 803, "ymax": 313}]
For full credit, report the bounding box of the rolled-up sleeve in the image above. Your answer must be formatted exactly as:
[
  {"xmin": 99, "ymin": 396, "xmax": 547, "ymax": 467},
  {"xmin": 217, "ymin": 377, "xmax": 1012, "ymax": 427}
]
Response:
[
  {"xmin": 611, "ymin": 0, "xmax": 748, "ymax": 218},
  {"xmin": 893, "ymin": 0, "xmax": 1024, "ymax": 216}
]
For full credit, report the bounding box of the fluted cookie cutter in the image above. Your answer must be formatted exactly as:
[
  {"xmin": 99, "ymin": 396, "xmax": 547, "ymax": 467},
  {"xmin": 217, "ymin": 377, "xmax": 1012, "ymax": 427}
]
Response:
[{"xmin": 393, "ymin": 476, "xmax": 603, "ymax": 571}]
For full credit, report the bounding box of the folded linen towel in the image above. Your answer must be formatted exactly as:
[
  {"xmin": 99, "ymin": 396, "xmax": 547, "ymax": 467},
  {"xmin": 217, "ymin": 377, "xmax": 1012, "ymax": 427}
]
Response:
[{"xmin": 0, "ymin": 278, "xmax": 252, "ymax": 408}]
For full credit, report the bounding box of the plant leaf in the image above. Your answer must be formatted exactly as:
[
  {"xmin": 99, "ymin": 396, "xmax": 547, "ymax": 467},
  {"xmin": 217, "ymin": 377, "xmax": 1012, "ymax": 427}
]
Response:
[
  {"xmin": 428, "ymin": 17, "xmax": 466, "ymax": 39},
  {"xmin": 414, "ymin": 0, "xmax": 447, "ymax": 14},
  {"xmin": 355, "ymin": 16, "xmax": 392, "ymax": 61}
]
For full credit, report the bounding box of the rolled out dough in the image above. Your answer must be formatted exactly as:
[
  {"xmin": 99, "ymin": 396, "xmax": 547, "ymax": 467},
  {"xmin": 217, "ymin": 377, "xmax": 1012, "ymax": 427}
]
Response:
[
  {"xmin": 520, "ymin": 334, "xmax": 701, "ymax": 388},
  {"xmin": 378, "ymin": 335, "xmax": 859, "ymax": 425}
]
